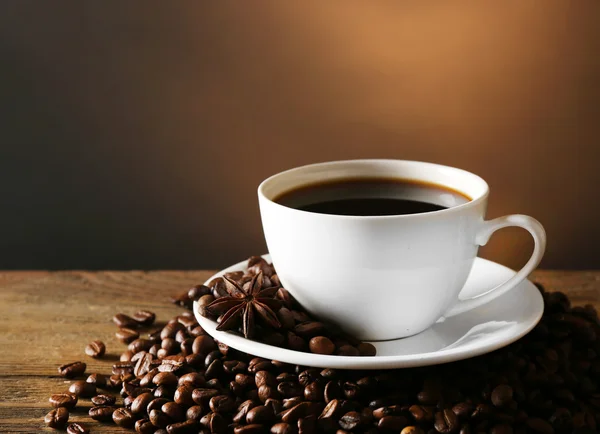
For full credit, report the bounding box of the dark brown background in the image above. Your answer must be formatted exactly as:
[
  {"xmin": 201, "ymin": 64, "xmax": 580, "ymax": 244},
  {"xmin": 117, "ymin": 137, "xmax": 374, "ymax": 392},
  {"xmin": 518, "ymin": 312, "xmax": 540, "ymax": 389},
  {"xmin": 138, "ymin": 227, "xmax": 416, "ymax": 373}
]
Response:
[{"xmin": 0, "ymin": 2, "xmax": 598, "ymax": 270}]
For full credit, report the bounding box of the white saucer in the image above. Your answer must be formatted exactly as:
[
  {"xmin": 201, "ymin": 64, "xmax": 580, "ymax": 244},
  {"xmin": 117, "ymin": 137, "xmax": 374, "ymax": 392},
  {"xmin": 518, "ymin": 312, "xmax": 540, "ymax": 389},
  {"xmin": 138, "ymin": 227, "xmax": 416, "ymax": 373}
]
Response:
[{"xmin": 194, "ymin": 255, "xmax": 544, "ymax": 369}]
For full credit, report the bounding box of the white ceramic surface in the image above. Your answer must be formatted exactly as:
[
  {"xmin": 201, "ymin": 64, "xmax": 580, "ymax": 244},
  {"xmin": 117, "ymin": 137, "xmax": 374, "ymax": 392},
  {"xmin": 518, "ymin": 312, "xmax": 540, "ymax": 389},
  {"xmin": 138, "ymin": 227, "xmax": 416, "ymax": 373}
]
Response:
[
  {"xmin": 258, "ymin": 160, "xmax": 546, "ymax": 340},
  {"xmin": 194, "ymin": 255, "xmax": 544, "ymax": 370}
]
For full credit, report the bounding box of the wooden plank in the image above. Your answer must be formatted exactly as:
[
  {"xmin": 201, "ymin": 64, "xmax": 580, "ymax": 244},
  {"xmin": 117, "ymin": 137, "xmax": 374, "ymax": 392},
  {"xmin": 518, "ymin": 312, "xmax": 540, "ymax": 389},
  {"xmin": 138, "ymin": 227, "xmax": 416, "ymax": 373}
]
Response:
[{"xmin": 0, "ymin": 270, "xmax": 598, "ymax": 432}]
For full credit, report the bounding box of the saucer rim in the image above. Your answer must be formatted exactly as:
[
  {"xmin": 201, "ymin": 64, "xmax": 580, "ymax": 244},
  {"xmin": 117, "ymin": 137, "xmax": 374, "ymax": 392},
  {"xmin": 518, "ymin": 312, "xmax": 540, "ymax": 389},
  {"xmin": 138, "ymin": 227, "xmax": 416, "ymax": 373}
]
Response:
[{"xmin": 194, "ymin": 255, "xmax": 544, "ymax": 369}]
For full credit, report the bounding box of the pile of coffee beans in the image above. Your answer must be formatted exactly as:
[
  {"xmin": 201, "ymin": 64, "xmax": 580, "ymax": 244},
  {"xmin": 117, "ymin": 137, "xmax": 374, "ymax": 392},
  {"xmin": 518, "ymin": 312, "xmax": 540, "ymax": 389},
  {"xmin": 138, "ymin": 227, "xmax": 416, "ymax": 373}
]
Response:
[
  {"xmin": 178, "ymin": 257, "xmax": 376, "ymax": 357},
  {"xmin": 45, "ymin": 280, "xmax": 600, "ymax": 433}
]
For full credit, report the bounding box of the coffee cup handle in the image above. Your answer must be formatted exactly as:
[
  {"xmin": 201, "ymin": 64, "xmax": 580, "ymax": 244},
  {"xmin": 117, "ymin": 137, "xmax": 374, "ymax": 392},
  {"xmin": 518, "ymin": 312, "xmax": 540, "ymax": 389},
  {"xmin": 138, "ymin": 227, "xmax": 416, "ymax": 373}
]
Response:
[{"xmin": 443, "ymin": 214, "xmax": 546, "ymax": 318}]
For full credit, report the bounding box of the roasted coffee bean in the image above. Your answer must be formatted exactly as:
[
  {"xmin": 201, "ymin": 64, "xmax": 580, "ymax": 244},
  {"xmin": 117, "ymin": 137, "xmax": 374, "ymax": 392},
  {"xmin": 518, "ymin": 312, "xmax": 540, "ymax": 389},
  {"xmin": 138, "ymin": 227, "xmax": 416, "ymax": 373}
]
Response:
[
  {"xmin": 202, "ymin": 412, "xmax": 227, "ymax": 433},
  {"xmin": 49, "ymin": 392, "xmax": 78, "ymax": 409},
  {"xmin": 68, "ymin": 380, "xmax": 96, "ymax": 397},
  {"xmin": 133, "ymin": 309, "xmax": 156, "ymax": 326},
  {"xmin": 167, "ymin": 419, "xmax": 200, "ymax": 434},
  {"xmin": 178, "ymin": 372, "xmax": 205, "ymax": 387},
  {"xmin": 86, "ymin": 373, "xmax": 108, "ymax": 388},
  {"xmin": 154, "ymin": 385, "xmax": 175, "ymax": 399},
  {"xmin": 247, "ymin": 405, "xmax": 275, "ymax": 424},
  {"xmin": 234, "ymin": 424, "xmax": 267, "ymax": 434},
  {"xmin": 129, "ymin": 338, "xmax": 153, "ymax": 353},
  {"xmin": 373, "ymin": 405, "xmax": 403, "ymax": 419},
  {"xmin": 284, "ymin": 397, "xmax": 304, "ymax": 410},
  {"xmin": 256, "ymin": 370, "xmax": 277, "ymax": 387},
  {"xmin": 161, "ymin": 322, "xmax": 185, "ymax": 340},
  {"xmin": 192, "ymin": 388, "xmax": 220, "ymax": 404},
  {"xmin": 205, "ymin": 359, "xmax": 224, "ymax": 379},
  {"xmin": 337, "ymin": 345, "xmax": 360, "ymax": 356},
  {"xmin": 45, "ymin": 407, "xmax": 69, "ymax": 429},
  {"xmin": 357, "ymin": 342, "xmax": 377, "ymax": 356},
  {"xmin": 452, "ymin": 402, "xmax": 474, "ymax": 420},
  {"xmin": 259, "ymin": 384, "xmax": 281, "ymax": 402},
  {"xmin": 91, "ymin": 394, "xmax": 116, "ymax": 406},
  {"xmin": 491, "ymin": 385, "xmax": 514, "ymax": 407},
  {"xmin": 339, "ymin": 411, "xmax": 362, "ymax": 430},
  {"xmin": 193, "ymin": 335, "xmax": 217, "ymax": 355},
  {"xmin": 298, "ymin": 369, "xmax": 320, "ymax": 387},
  {"xmin": 320, "ymin": 399, "xmax": 343, "ymax": 419},
  {"xmin": 186, "ymin": 405, "xmax": 204, "ymax": 421},
  {"xmin": 114, "ymin": 313, "xmax": 138, "ymax": 328},
  {"xmin": 287, "ymin": 332, "xmax": 307, "ymax": 352},
  {"xmin": 281, "ymin": 402, "xmax": 312, "ymax": 423},
  {"xmin": 89, "ymin": 405, "xmax": 116, "ymax": 421},
  {"xmin": 271, "ymin": 422, "xmax": 298, "ymax": 434},
  {"xmin": 174, "ymin": 384, "xmax": 196, "ymax": 406},
  {"xmin": 278, "ymin": 307, "xmax": 296, "ymax": 330},
  {"xmin": 150, "ymin": 409, "xmax": 172, "ymax": 428},
  {"xmin": 120, "ymin": 350, "xmax": 135, "ymax": 361},
  {"xmin": 67, "ymin": 422, "xmax": 89, "ymax": 434},
  {"xmin": 342, "ymin": 382, "xmax": 360, "ymax": 400},
  {"xmin": 490, "ymin": 424, "xmax": 514, "ymax": 434},
  {"xmin": 210, "ymin": 395, "xmax": 236, "ymax": 413},
  {"xmin": 298, "ymin": 417, "xmax": 316, "ymax": 434},
  {"xmin": 117, "ymin": 327, "xmax": 140, "ymax": 344},
  {"xmin": 146, "ymin": 398, "xmax": 169, "ymax": 414},
  {"xmin": 409, "ymin": 405, "xmax": 434, "ymax": 423},
  {"xmin": 153, "ymin": 371, "xmax": 178, "ymax": 387},
  {"xmin": 279, "ymin": 381, "xmax": 304, "ymax": 398},
  {"xmin": 304, "ymin": 381, "xmax": 324, "ymax": 401},
  {"xmin": 526, "ymin": 417, "xmax": 555, "ymax": 434},
  {"xmin": 309, "ymin": 336, "xmax": 335, "ymax": 355},
  {"xmin": 129, "ymin": 392, "xmax": 152, "ymax": 414},
  {"xmin": 58, "ymin": 361, "xmax": 86, "ymax": 378},
  {"xmin": 294, "ymin": 322, "xmax": 326, "ymax": 338},
  {"xmin": 85, "ymin": 340, "xmax": 106, "ymax": 358},
  {"xmin": 236, "ymin": 373, "xmax": 255, "ymax": 388},
  {"xmin": 378, "ymin": 415, "xmax": 409, "ymax": 431},
  {"xmin": 417, "ymin": 389, "xmax": 442, "ymax": 405},
  {"xmin": 163, "ymin": 401, "xmax": 186, "ymax": 422},
  {"xmin": 323, "ymin": 381, "xmax": 343, "ymax": 403},
  {"xmin": 188, "ymin": 284, "xmax": 211, "ymax": 301},
  {"xmin": 134, "ymin": 352, "xmax": 154, "ymax": 377},
  {"xmin": 434, "ymin": 409, "xmax": 459, "ymax": 433},
  {"xmin": 401, "ymin": 427, "xmax": 425, "ymax": 434},
  {"xmin": 135, "ymin": 418, "xmax": 155, "ymax": 434},
  {"xmin": 113, "ymin": 407, "xmax": 135, "ymax": 428},
  {"xmin": 113, "ymin": 361, "xmax": 134, "ymax": 376}
]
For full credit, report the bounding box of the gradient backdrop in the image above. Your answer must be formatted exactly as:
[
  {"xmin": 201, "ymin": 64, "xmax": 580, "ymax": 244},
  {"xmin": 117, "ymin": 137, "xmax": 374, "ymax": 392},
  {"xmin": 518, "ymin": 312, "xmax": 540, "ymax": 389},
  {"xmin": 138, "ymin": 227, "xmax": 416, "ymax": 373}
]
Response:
[{"xmin": 0, "ymin": 2, "xmax": 598, "ymax": 270}]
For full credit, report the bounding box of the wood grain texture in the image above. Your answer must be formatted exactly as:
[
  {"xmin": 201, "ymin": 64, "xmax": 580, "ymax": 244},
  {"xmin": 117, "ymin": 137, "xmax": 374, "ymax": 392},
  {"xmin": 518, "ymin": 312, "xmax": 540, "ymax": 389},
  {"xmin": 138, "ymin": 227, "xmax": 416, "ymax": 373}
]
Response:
[{"xmin": 0, "ymin": 270, "xmax": 598, "ymax": 433}]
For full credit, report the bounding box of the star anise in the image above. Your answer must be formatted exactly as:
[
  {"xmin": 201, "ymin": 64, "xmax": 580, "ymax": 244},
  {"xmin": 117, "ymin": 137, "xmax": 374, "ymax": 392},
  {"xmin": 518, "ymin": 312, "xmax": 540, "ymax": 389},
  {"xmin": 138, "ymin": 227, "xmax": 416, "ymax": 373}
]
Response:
[{"xmin": 206, "ymin": 272, "xmax": 282, "ymax": 338}]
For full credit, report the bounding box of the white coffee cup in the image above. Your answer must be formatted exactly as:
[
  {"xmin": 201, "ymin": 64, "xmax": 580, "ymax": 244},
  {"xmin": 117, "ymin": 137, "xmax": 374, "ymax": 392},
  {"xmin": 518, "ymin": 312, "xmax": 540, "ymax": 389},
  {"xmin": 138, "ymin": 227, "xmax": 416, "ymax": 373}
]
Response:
[{"xmin": 258, "ymin": 160, "xmax": 546, "ymax": 341}]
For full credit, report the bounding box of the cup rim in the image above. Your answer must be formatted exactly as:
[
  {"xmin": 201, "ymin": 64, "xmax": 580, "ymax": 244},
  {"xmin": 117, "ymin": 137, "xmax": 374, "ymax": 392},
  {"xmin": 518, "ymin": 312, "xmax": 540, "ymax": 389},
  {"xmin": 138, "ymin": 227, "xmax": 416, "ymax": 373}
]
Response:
[{"xmin": 258, "ymin": 159, "xmax": 489, "ymax": 220}]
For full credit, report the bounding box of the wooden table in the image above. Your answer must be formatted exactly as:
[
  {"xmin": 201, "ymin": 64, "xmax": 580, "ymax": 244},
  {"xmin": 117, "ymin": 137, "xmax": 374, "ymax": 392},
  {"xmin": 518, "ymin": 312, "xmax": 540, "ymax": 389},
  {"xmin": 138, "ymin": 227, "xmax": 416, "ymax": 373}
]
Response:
[{"xmin": 0, "ymin": 270, "xmax": 598, "ymax": 433}]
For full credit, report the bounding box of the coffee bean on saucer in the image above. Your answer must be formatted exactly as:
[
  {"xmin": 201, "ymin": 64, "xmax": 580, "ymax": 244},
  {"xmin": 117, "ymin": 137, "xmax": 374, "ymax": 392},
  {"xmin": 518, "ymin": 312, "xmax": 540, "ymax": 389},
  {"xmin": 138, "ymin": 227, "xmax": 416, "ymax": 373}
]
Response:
[
  {"xmin": 85, "ymin": 340, "xmax": 106, "ymax": 358},
  {"xmin": 337, "ymin": 345, "xmax": 360, "ymax": 356},
  {"xmin": 58, "ymin": 361, "xmax": 86, "ymax": 378},
  {"xmin": 45, "ymin": 407, "xmax": 69, "ymax": 429},
  {"xmin": 67, "ymin": 422, "xmax": 89, "ymax": 434},
  {"xmin": 357, "ymin": 343, "xmax": 377, "ymax": 356},
  {"xmin": 189, "ymin": 285, "xmax": 212, "ymax": 301},
  {"xmin": 309, "ymin": 336, "xmax": 335, "ymax": 355}
]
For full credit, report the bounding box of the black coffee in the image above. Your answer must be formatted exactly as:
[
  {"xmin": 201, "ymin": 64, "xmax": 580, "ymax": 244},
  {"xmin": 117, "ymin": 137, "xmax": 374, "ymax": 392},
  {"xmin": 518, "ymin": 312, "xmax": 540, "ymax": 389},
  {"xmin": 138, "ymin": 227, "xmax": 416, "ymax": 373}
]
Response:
[{"xmin": 274, "ymin": 178, "xmax": 471, "ymax": 216}]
